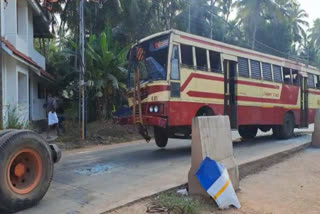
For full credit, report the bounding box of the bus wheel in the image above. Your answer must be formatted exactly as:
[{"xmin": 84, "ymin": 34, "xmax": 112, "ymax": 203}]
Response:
[
  {"xmin": 238, "ymin": 126, "xmax": 258, "ymax": 140},
  {"xmin": 275, "ymin": 113, "xmax": 295, "ymax": 139},
  {"xmin": 154, "ymin": 127, "xmax": 168, "ymax": 148},
  {"xmin": 196, "ymin": 107, "xmax": 214, "ymax": 117},
  {"xmin": 0, "ymin": 130, "xmax": 53, "ymax": 213}
]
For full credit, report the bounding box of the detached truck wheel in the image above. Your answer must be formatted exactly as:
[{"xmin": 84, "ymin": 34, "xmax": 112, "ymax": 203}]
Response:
[{"xmin": 0, "ymin": 130, "xmax": 54, "ymax": 213}]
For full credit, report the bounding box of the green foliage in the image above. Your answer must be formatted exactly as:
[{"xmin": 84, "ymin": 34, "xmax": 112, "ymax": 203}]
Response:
[
  {"xmin": 6, "ymin": 106, "xmax": 27, "ymax": 129},
  {"xmin": 157, "ymin": 192, "xmax": 201, "ymax": 214}
]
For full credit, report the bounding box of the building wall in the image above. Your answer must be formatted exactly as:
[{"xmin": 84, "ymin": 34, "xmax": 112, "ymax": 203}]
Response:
[
  {"xmin": 30, "ymin": 74, "xmax": 47, "ymax": 121},
  {"xmin": 2, "ymin": 0, "xmax": 45, "ymax": 70},
  {"xmin": 1, "ymin": 0, "xmax": 48, "ymax": 126}
]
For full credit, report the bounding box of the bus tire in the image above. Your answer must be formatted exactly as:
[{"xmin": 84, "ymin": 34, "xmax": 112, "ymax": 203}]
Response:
[
  {"xmin": 238, "ymin": 126, "xmax": 258, "ymax": 139},
  {"xmin": 276, "ymin": 113, "xmax": 295, "ymax": 139},
  {"xmin": 196, "ymin": 107, "xmax": 214, "ymax": 117},
  {"xmin": 0, "ymin": 130, "xmax": 54, "ymax": 213},
  {"xmin": 154, "ymin": 127, "xmax": 168, "ymax": 148}
]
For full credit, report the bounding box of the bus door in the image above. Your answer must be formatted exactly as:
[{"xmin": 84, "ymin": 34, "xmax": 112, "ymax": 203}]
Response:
[
  {"xmin": 300, "ymin": 75, "xmax": 309, "ymax": 127},
  {"xmin": 169, "ymin": 44, "xmax": 181, "ymax": 98},
  {"xmin": 223, "ymin": 59, "xmax": 238, "ymax": 129}
]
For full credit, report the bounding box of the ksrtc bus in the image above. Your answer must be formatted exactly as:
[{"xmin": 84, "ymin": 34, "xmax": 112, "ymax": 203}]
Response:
[{"xmin": 119, "ymin": 29, "xmax": 320, "ymax": 148}]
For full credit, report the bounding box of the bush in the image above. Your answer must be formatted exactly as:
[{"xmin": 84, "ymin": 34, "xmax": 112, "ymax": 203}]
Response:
[{"xmin": 6, "ymin": 106, "xmax": 28, "ymax": 129}]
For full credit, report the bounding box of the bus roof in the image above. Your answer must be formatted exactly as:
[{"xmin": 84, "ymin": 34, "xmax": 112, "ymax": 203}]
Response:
[{"xmin": 137, "ymin": 29, "xmax": 320, "ymax": 75}]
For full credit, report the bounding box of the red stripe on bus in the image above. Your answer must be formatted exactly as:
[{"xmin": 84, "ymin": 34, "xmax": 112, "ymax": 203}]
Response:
[
  {"xmin": 186, "ymin": 90, "xmax": 280, "ymax": 103},
  {"xmin": 148, "ymin": 85, "xmax": 170, "ymax": 94},
  {"xmin": 180, "ymin": 35, "xmax": 307, "ymax": 71},
  {"xmin": 308, "ymin": 90, "xmax": 320, "ymax": 95},
  {"xmin": 128, "ymin": 85, "xmax": 170, "ymax": 97},
  {"xmin": 186, "ymin": 91, "xmax": 225, "ymax": 99},
  {"xmin": 180, "ymin": 73, "xmax": 224, "ymax": 92},
  {"xmin": 181, "ymin": 73, "xmax": 280, "ymax": 92},
  {"xmin": 235, "ymin": 80, "xmax": 280, "ymax": 89},
  {"xmin": 186, "ymin": 86, "xmax": 299, "ymax": 105}
]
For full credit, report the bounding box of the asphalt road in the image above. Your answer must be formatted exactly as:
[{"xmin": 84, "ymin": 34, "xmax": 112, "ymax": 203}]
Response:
[{"xmin": 18, "ymin": 127, "xmax": 313, "ymax": 214}]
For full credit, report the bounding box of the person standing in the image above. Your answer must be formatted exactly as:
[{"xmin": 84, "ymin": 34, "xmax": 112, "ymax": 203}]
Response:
[{"xmin": 46, "ymin": 93, "xmax": 59, "ymax": 139}]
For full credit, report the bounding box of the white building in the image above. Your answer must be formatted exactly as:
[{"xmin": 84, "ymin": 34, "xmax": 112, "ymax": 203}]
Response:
[{"xmin": 1, "ymin": 0, "xmax": 54, "ymax": 127}]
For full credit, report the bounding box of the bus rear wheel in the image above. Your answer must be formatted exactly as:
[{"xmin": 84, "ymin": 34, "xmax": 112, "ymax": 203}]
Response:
[
  {"xmin": 273, "ymin": 113, "xmax": 295, "ymax": 139},
  {"xmin": 238, "ymin": 126, "xmax": 258, "ymax": 140},
  {"xmin": 154, "ymin": 127, "xmax": 168, "ymax": 148}
]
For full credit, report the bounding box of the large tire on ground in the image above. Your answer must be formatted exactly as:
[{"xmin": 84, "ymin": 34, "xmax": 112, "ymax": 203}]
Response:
[
  {"xmin": 238, "ymin": 126, "xmax": 258, "ymax": 140},
  {"xmin": 154, "ymin": 127, "xmax": 168, "ymax": 148},
  {"xmin": 0, "ymin": 130, "xmax": 54, "ymax": 213},
  {"xmin": 273, "ymin": 113, "xmax": 295, "ymax": 139}
]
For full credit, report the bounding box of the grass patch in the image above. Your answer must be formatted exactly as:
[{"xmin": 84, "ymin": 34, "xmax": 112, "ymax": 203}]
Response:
[
  {"xmin": 155, "ymin": 192, "xmax": 202, "ymax": 214},
  {"xmin": 7, "ymin": 106, "xmax": 28, "ymax": 129}
]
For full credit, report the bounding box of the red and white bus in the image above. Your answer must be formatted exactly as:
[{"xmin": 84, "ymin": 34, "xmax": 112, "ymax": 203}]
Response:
[{"xmin": 120, "ymin": 29, "xmax": 320, "ymax": 148}]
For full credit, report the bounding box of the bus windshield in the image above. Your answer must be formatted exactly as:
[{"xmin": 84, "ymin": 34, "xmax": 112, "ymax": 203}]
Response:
[{"xmin": 128, "ymin": 36, "xmax": 169, "ymax": 88}]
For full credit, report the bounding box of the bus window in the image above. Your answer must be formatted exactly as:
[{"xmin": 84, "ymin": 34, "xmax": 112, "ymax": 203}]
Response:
[
  {"xmin": 195, "ymin": 47, "xmax": 207, "ymax": 71},
  {"xmin": 316, "ymin": 75, "xmax": 320, "ymax": 89},
  {"xmin": 262, "ymin": 62, "xmax": 272, "ymax": 81},
  {"xmin": 238, "ymin": 57, "xmax": 249, "ymax": 77},
  {"xmin": 181, "ymin": 45, "xmax": 193, "ymax": 67},
  {"xmin": 273, "ymin": 65, "xmax": 282, "ymax": 83},
  {"xmin": 250, "ymin": 60, "xmax": 262, "ymax": 80},
  {"xmin": 170, "ymin": 45, "xmax": 180, "ymax": 80},
  {"xmin": 308, "ymin": 74, "xmax": 315, "ymax": 88},
  {"xmin": 292, "ymin": 70, "xmax": 299, "ymax": 86},
  {"xmin": 283, "ymin": 67, "xmax": 291, "ymax": 84},
  {"xmin": 209, "ymin": 50, "xmax": 221, "ymax": 73}
]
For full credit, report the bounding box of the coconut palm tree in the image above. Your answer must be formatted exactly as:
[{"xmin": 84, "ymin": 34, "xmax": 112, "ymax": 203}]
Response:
[
  {"xmin": 234, "ymin": 0, "xmax": 283, "ymax": 50},
  {"xmin": 286, "ymin": 2, "xmax": 309, "ymax": 43},
  {"xmin": 310, "ymin": 19, "xmax": 320, "ymax": 48}
]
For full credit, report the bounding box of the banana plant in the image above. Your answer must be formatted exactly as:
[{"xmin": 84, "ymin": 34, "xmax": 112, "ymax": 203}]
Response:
[{"xmin": 85, "ymin": 27, "xmax": 130, "ymax": 118}]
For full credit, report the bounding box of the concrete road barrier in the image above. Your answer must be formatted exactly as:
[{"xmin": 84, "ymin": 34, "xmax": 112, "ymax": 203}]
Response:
[
  {"xmin": 312, "ymin": 110, "xmax": 320, "ymax": 147},
  {"xmin": 188, "ymin": 116, "xmax": 239, "ymax": 196}
]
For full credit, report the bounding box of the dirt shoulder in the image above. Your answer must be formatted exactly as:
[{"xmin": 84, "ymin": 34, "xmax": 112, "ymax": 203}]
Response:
[
  {"xmin": 51, "ymin": 120, "xmax": 152, "ymax": 150},
  {"xmin": 106, "ymin": 148, "xmax": 320, "ymax": 214}
]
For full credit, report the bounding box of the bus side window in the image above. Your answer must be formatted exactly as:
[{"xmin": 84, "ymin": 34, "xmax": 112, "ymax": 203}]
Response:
[
  {"xmin": 195, "ymin": 47, "xmax": 207, "ymax": 71},
  {"xmin": 170, "ymin": 45, "xmax": 180, "ymax": 80},
  {"xmin": 181, "ymin": 45, "xmax": 193, "ymax": 68},
  {"xmin": 250, "ymin": 60, "xmax": 262, "ymax": 80},
  {"xmin": 262, "ymin": 63, "xmax": 272, "ymax": 81},
  {"xmin": 209, "ymin": 50, "xmax": 221, "ymax": 73},
  {"xmin": 292, "ymin": 70, "xmax": 299, "ymax": 86},
  {"xmin": 308, "ymin": 73, "xmax": 315, "ymax": 88},
  {"xmin": 273, "ymin": 65, "xmax": 282, "ymax": 83},
  {"xmin": 316, "ymin": 75, "xmax": 320, "ymax": 89},
  {"xmin": 238, "ymin": 57, "xmax": 249, "ymax": 78},
  {"xmin": 283, "ymin": 67, "xmax": 291, "ymax": 84}
]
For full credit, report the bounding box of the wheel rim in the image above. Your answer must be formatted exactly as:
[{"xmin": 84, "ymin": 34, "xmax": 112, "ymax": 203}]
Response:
[{"xmin": 7, "ymin": 149, "xmax": 43, "ymax": 195}]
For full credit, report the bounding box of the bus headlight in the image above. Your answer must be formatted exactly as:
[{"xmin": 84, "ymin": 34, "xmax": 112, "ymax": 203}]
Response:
[
  {"xmin": 149, "ymin": 106, "xmax": 154, "ymax": 113},
  {"xmin": 154, "ymin": 106, "xmax": 159, "ymax": 113}
]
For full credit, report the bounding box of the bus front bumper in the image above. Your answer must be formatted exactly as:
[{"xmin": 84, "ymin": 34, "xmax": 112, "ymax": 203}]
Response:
[{"xmin": 115, "ymin": 115, "xmax": 167, "ymax": 128}]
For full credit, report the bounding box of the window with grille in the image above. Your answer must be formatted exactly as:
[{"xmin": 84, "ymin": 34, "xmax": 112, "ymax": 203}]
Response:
[
  {"xmin": 262, "ymin": 63, "xmax": 272, "ymax": 81},
  {"xmin": 308, "ymin": 74, "xmax": 315, "ymax": 88},
  {"xmin": 238, "ymin": 57, "xmax": 249, "ymax": 77},
  {"xmin": 273, "ymin": 65, "xmax": 282, "ymax": 83},
  {"xmin": 250, "ymin": 60, "xmax": 261, "ymax": 80}
]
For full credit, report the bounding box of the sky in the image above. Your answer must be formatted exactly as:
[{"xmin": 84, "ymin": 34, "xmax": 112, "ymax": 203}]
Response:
[{"xmin": 298, "ymin": 0, "xmax": 320, "ymax": 28}]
